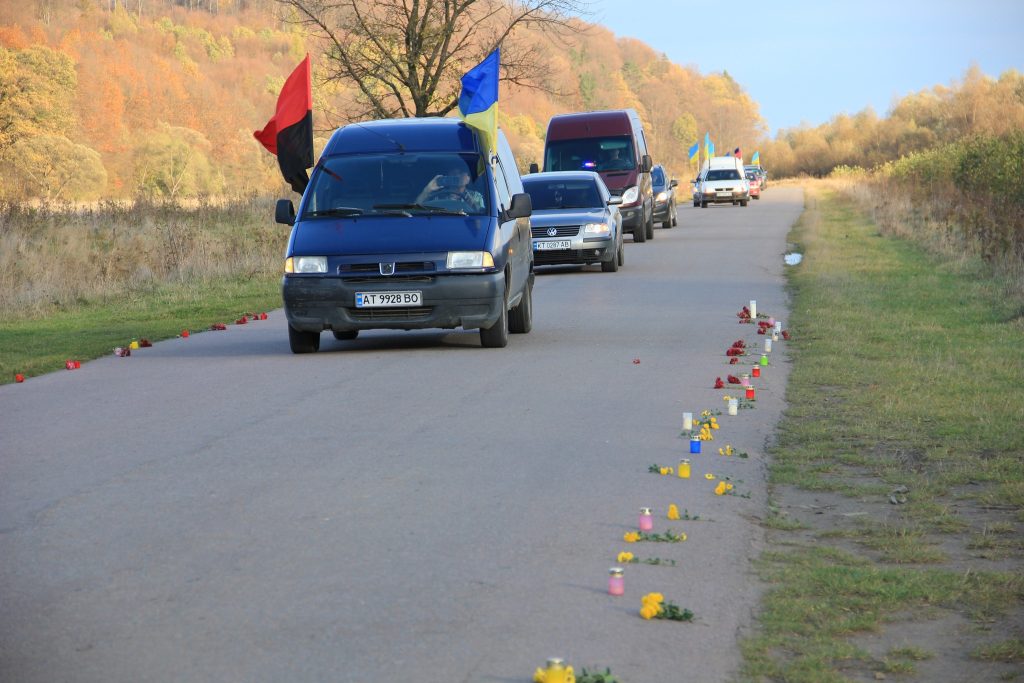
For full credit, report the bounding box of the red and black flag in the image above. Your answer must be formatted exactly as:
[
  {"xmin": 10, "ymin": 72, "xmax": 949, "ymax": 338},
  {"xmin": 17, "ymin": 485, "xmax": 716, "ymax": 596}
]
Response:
[{"xmin": 254, "ymin": 54, "xmax": 313, "ymax": 194}]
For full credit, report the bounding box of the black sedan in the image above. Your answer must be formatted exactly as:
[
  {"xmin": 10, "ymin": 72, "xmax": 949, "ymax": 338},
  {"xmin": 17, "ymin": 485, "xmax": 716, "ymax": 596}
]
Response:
[
  {"xmin": 521, "ymin": 171, "xmax": 624, "ymax": 272},
  {"xmin": 651, "ymin": 164, "xmax": 678, "ymax": 229}
]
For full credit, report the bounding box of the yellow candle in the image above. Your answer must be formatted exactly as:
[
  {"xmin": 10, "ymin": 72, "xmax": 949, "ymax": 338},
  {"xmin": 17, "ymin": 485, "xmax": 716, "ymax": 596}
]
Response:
[
  {"xmin": 129, "ymin": 341, "xmax": 139, "ymax": 350},
  {"xmin": 678, "ymin": 459, "xmax": 690, "ymax": 478}
]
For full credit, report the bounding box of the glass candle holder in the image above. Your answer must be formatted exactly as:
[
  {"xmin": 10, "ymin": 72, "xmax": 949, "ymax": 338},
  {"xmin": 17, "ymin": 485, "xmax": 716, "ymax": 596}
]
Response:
[
  {"xmin": 182, "ymin": 330, "xmax": 189, "ymax": 338},
  {"xmin": 765, "ymin": 338, "xmax": 772, "ymax": 353},
  {"xmin": 74, "ymin": 361, "xmax": 81, "ymax": 369},
  {"xmin": 545, "ymin": 658, "xmax": 568, "ymax": 683},
  {"xmin": 772, "ymin": 332, "xmax": 779, "ymax": 342},
  {"xmin": 746, "ymin": 386, "xmax": 755, "ymax": 399},
  {"xmin": 15, "ymin": 374, "xmax": 24, "ymax": 383},
  {"xmin": 774, "ymin": 322, "xmax": 781, "ymax": 334},
  {"xmin": 752, "ymin": 365, "xmax": 760, "ymax": 377},
  {"xmin": 129, "ymin": 341, "xmax": 139, "ymax": 350},
  {"xmin": 740, "ymin": 373, "xmax": 750, "ymax": 387},
  {"xmin": 683, "ymin": 412, "xmax": 693, "ymax": 431},
  {"xmin": 690, "ymin": 436, "xmax": 701, "ymax": 454},
  {"xmin": 609, "ymin": 567, "xmax": 625, "ymax": 595},
  {"xmin": 750, "ymin": 300, "xmax": 757, "ymax": 318},
  {"xmin": 728, "ymin": 399, "xmax": 738, "ymax": 416},
  {"xmin": 769, "ymin": 316, "xmax": 775, "ymax": 325},
  {"xmin": 639, "ymin": 508, "xmax": 653, "ymax": 531},
  {"xmin": 760, "ymin": 354, "xmax": 768, "ymax": 366},
  {"xmin": 678, "ymin": 459, "xmax": 690, "ymax": 478}
]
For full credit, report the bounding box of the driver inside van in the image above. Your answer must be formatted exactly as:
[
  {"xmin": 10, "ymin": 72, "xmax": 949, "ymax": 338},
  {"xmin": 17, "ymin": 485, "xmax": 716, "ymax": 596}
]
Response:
[
  {"xmin": 416, "ymin": 167, "xmax": 485, "ymax": 212},
  {"xmin": 602, "ymin": 146, "xmax": 631, "ymax": 171}
]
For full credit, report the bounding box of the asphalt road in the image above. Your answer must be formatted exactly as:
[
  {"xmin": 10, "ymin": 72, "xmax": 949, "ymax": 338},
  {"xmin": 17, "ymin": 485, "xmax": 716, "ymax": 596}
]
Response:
[{"xmin": 0, "ymin": 188, "xmax": 804, "ymax": 683}]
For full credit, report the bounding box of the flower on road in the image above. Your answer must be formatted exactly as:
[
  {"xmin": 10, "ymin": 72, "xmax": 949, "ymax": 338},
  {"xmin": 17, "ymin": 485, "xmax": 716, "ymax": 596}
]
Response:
[
  {"xmin": 705, "ymin": 473, "xmax": 716, "ymax": 480},
  {"xmin": 618, "ymin": 551, "xmax": 634, "ymax": 563},
  {"xmin": 715, "ymin": 481, "xmax": 727, "ymax": 495},
  {"xmin": 624, "ymin": 532, "xmax": 640, "ymax": 543},
  {"xmin": 667, "ymin": 504, "xmax": 680, "ymax": 520}
]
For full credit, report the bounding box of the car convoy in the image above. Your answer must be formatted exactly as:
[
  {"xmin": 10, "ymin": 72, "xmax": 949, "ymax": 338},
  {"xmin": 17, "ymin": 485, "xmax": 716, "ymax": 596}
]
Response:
[{"xmin": 277, "ymin": 109, "xmax": 768, "ymax": 353}]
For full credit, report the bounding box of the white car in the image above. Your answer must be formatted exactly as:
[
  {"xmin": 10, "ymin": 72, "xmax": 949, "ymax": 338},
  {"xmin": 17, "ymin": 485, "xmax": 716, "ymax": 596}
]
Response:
[{"xmin": 692, "ymin": 156, "xmax": 750, "ymax": 208}]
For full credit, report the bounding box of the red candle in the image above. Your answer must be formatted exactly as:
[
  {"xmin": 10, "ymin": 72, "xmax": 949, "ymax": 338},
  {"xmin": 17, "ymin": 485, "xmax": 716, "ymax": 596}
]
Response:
[
  {"xmin": 752, "ymin": 366, "xmax": 760, "ymax": 378},
  {"xmin": 74, "ymin": 361, "xmax": 81, "ymax": 369},
  {"xmin": 746, "ymin": 386, "xmax": 755, "ymax": 399},
  {"xmin": 182, "ymin": 330, "xmax": 189, "ymax": 338}
]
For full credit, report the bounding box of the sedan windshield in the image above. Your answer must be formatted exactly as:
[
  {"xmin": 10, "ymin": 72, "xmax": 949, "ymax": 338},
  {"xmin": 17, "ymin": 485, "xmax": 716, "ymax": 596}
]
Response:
[
  {"xmin": 706, "ymin": 169, "xmax": 742, "ymax": 181},
  {"xmin": 523, "ymin": 178, "xmax": 602, "ymax": 210},
  {"xmin": 303, "ymin": 153, "xmax": 490, "ymax": 218},
  {"xmin": 545, "ymin": 136, "xmax": 636, "ymax": 173},
  {"xmin": 651, "ymin": 167, "xmax": 666, "ymax": 185}
]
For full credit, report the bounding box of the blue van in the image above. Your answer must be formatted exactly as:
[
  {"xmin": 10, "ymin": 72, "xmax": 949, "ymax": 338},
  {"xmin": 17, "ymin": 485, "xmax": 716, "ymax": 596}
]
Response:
[{"xmin": 276, "ymin": 118, "xmax": 534, "ymax": 352}]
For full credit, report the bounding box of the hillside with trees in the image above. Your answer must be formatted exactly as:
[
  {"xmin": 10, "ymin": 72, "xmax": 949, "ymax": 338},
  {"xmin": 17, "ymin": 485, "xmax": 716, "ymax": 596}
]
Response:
[{"xmin": 0, "ymin": 0, "xmax": 765, "ymax": 201}]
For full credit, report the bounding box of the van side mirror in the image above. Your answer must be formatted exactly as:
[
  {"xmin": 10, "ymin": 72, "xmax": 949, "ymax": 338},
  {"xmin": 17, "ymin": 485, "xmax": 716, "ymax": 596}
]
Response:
[
  {"xmin": 275, "ymin": 199, "xmax": 296, "ymax": 226},
  {"xmin": 506, "ymin": 192, "xmax": 533, "ymax": 220},
  {"xmin": 608, "ymin": 196, "xmax": 623, "ymax": 206},
  {"xmin": 689, "ymin": 179, "xmax": 697, "ymax": 184},
  {"xmin": 528, "ymin": 162, "xmax": 539, "ymax": 175},
  {"xmin": 641, "ymin": 154, "xmax": 653, "ymax": 174},
  {"xmin": 670, "ymin": 179, "xmax": 678, "ymax": 188}
]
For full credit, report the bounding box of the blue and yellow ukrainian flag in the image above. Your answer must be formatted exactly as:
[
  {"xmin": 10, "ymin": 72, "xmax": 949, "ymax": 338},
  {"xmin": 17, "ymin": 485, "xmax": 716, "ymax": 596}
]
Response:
[
  {"xmin": 458, "ymin": 49, "xmax": 500, "ymax": 158},
  {"xmin": 708, "ymin": 142, "xmax": 715, "ymax": 159},
  {"xmin": 704, "ymin": 132, "xmax": 711, "ymax": 161},
  {"xmin": 751, "ymin": 151, "xmax": 759, "ymax": 165},
  {"xmin": 688, "ymin": 142, "xmax": 699, "ymax": 164}
]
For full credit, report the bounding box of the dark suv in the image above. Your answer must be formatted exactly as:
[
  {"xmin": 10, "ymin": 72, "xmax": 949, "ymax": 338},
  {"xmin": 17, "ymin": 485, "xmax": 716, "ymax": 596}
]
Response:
[
  {"xmin": 277, "ymin": 118, "xmax": 534, "ymax": 352},
  {"xmin": 651, "ymin": 164, "xmax": 678, "ymax": 229}
]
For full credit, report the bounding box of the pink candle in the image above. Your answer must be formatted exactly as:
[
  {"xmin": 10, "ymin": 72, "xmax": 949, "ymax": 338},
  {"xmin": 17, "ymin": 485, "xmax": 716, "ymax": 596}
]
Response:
[
  {"xmin": 769, "ymin": 317, "xmax": 775, "ymax": 325},
  {"xmin": 639, "ymin": 508, "xmax": 653, "ymax": 531},
  {"xmin": 609, "ymin": 568, "xmax": 624, "ymax": 595}
]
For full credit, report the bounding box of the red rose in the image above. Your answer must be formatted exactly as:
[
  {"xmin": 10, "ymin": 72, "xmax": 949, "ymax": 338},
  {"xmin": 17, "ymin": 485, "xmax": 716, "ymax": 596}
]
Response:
[
  {"xmin": 714, "ymin": 377, "xmax": 726, "ymax": 389},
  {"xmin": 730, "ymin": 358, "xmax": 738, "ymax": 365},
  {"xmin": 727, "ymin": 374, "xmax": 741, "ymax": 384},
  {"xmin": 782, "ymin": 330, "xmax": 790, "ymax": 340}
]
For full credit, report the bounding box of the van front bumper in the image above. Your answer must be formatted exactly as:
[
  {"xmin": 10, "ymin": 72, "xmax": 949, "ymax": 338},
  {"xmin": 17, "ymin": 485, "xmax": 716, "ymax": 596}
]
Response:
[{"xmin": 283, "ymin": 272, "xmax": 505, "ymax": 332}]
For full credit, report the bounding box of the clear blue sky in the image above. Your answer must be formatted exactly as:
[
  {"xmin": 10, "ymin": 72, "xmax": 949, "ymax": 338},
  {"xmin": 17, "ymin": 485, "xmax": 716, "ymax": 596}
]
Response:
[{"xmin": 590, "ymin": 0, "xmax": 1024, "ymax": 135}]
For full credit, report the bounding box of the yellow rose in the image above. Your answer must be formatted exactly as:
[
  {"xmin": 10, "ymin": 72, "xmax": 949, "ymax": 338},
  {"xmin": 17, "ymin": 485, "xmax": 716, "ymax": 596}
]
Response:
[
  {"xmin": 715, "ymin": 482, "xmax": 727, "ymax": 495},
  {"xmin": 660, "ymin": 467, "xmax": 668, "ymax": 475},
  {"xmin": 679, "ymin": 532, "xmax": 687, "ymax": 541},
  {"xmin": 705, "ymin": 473, "xmax": 715, "ymax": 479},
  {"xmin": 640, "ymin": 605, "xmax": 657, "ymax": 619},
  {"xmin": 712, "ymin": 423, "xmax": 719, "ymax": 429},
  {"xmin": 535, "ymin": 668, "xmax": 547, "ymax": 683},
  {"xmin": 726, "ymin": 483, "xmax": 733, "ymax": 490},
  {"xmin": 667, "ymin": 505, "xmax": 680, "ymax": 520},
  {"xmin": 651, "ymin": 592, "xmax": 664, "ymax": 603},
  {"xmin": 718, "ymin": 448, "xmax": 724, "ymax": 455},
  {"xmin": 624, "ymin": 532, "xmax": 639, "ymax": 543},
  {"xmin": 618, "ymin": 551, "xmax": 634, "ymax": 563}
]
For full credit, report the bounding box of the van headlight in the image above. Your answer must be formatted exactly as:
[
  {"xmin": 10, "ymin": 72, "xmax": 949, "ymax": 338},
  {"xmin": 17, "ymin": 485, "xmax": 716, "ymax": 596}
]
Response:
[
  {"xmin": 286, "ymin": 256, "xmax": 327, "ymax": 273},
  {"xmin": 621, "ymin": 186, "xmax": 640, "ymax": 204},
  {"xmin": 447, "ymin": 251, "xmax": 495, "ymax": 269},
  {"xmin": 584, "ymin": 222, "xmax": 610, "ymax": 235}
]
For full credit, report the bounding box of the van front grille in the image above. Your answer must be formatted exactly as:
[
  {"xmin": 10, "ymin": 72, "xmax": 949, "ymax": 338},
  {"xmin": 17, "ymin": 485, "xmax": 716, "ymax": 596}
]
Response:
[{"xmin": 347, "ymin": 307, "xmax": 433, "ymax": 320}]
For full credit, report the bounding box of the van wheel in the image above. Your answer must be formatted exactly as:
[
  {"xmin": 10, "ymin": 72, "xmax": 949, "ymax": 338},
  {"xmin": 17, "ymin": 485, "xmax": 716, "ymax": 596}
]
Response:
[
  {"xmin": 740, "ymin": 199, "xmax": 748, "ymax": 207},
  {"xmin": 289, "ymin": 324, "xmax": 320, "ymax": 354},
  {"xmin": 754, "ymin": 195, "xmax": 760, "ymax": 200},
  {"xmin": 332, "ymin": 330, "xmax": 358, "ymax": 340},
  {"xmin": 645, "ymin": 212, "xmax": 655, "ymax": 240},
  {"xmin": 693, "ymin": 200, "xmax": 699, "ymax": 207},
  {"xmin": 480, "ymin": 289, "xmax": 509, "ymax": 347},
  {"xmin": 700, "ymin": 201, "xmax": 708, "ymax": 208},
  {"xmin": 633, "ymin": 220, "xmax": 646, "ymax": 242},
  {"xmin": 509, "ymin": 281, "xmax": 532, "ymax": 334}
]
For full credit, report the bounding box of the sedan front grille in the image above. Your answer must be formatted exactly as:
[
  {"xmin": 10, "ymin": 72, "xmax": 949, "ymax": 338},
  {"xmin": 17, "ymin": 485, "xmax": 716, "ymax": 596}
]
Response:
[
  {"xmin": 534, "ymin": 248, "xmax": 601, "ymax": 266},
  {"xmin": 347, "ymin": 306, "xmax": 433, "ymax": 320},
  {"xmin": 531, "ymin": 226, "xmax": 580, "ymax": 238}
]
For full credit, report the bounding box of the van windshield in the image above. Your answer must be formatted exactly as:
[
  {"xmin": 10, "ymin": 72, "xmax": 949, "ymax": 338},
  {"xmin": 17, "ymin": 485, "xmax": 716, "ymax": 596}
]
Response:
[
  {"xmin": 522, "ymin": 178, "xmax": 602, "ymax": 210},
  {"xmin": 545, "ymin": 136, "xmax": 635, "ymax": 173},
  {"xmin": 303, "ymin": 153, "xmax": 490, "ymax": 218},
  {"xmin": 706, "ymin": 169, "xmax": 742, "ymax": 181}
]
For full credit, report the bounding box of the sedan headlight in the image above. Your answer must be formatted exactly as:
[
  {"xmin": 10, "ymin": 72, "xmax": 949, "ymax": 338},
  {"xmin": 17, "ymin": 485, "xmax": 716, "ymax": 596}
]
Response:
[
  {"xmin": 285, "ymin": 256, "xmax": 327, "ymax": 274},
  {"xmin": 583, "ymin": 222, "xmax": 610, "ymax": 236},
  {"xmin": 655, "ymin": 191, "xmax": 669, "ymax": 202},
  {"xmin": 621, "ymin": 186, "xmax": 640, "ymax": 204},
  {"xmin": 446, "ymin": 251, "xmax": 494, "ymax": 269}
]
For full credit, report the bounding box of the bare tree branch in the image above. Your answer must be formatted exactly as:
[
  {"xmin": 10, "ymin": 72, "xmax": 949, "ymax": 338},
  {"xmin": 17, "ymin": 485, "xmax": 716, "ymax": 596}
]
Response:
[{"xmin": 279, "ymin": 0, "xmax": 594, "ymax": 121}]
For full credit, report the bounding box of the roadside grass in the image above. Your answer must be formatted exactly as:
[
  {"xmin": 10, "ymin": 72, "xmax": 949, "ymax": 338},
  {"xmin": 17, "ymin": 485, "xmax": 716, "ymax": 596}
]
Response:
[
  {"xmin": 0, "ymin": 275, "xmax": 281, "ymax": 383},
  {"xmin": 972, "ymin": 639, "xmax": 1024, "ymax": 662},
  {"xmin": 738, "ymin": 186, "xmax": 1024, "ymax": 681}
]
